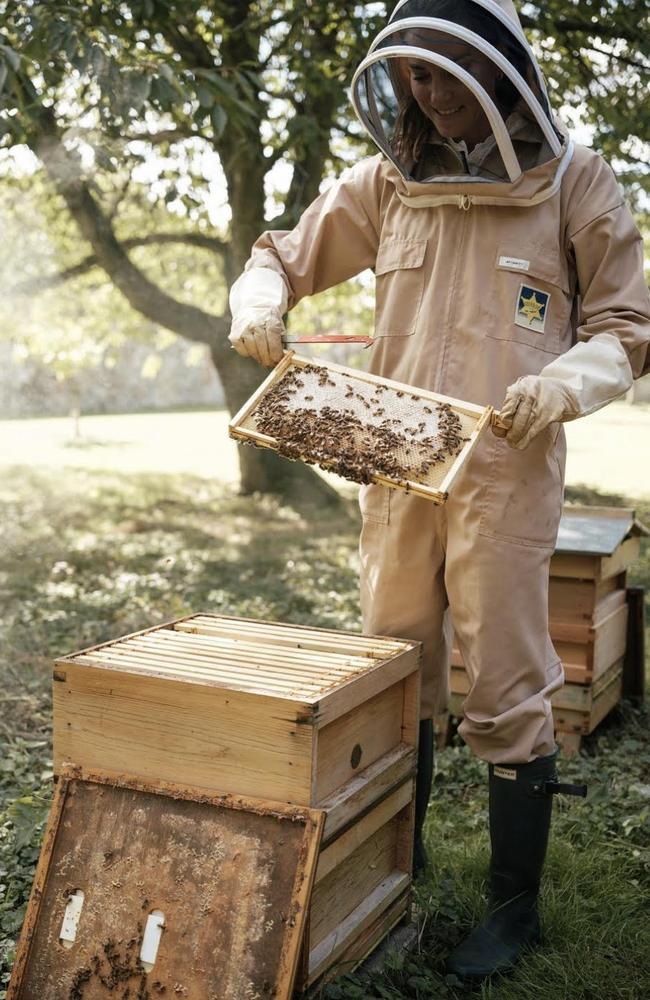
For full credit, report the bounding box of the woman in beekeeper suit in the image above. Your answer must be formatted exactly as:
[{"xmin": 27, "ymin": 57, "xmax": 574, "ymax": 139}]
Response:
[{"xmin": 229, "ymin": 0, "xmax": 650, "ymax": 980}]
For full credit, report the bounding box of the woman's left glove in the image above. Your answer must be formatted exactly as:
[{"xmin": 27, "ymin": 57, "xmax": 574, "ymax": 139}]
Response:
[{"xmin": 497, "ymin": 333, "xmax": 633, "ymax": 450}]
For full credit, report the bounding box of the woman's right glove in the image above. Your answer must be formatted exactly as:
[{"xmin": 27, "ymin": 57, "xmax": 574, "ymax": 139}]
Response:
[{"xmin": 228, "ymin": 267, "xmax": 289, "ymax": 367}]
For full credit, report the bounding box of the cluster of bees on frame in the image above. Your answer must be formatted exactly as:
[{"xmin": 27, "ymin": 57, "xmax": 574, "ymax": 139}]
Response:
[{"xmin": 253, "ymin": 363, "xmax": 469, "ymax": 486}]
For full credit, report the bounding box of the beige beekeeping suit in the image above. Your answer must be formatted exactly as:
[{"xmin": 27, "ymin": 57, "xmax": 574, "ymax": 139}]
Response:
[{"xmin": 237, "ymin": 0, "xmax": 650, "ymax": 762}]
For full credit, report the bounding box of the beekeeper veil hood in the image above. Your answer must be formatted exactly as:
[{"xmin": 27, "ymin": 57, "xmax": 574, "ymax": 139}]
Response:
[{"xmin": 351, "ymin": 0, "xmax": 570, "ymax": 191}]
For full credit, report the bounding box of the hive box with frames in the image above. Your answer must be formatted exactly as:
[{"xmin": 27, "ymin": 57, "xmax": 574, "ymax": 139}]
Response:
[
  {"xmin": 48, "ymin": 613, "xmax": 422, "ymax": 992},
  {"xmin": 229, "ymin": 353, "xmax": 496, "ymax": 503}
]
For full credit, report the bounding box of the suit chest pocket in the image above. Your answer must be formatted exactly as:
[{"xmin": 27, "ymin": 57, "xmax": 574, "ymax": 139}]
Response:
[
  {"xmin": 374, "ymin": 237, "xmax": 427, "ymax": 338},
  {"xmin": 483, "ymin": 246, "xmax": 574, "ymax": 355}
]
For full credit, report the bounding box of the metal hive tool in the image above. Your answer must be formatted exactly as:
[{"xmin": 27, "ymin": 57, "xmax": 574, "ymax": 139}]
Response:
[{"xmin": 229, "ymin": 353, "xmax": 494, "ymax": 503}]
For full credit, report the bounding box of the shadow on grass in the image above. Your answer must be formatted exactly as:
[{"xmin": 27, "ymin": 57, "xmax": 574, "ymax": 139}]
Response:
[
  {"xmin": 0, "ymin": 464, "xmax": 363, "ymax": 677},
  {"xmin": 1, "ymin": 468, "xmax": 649, "ymax": 999}
]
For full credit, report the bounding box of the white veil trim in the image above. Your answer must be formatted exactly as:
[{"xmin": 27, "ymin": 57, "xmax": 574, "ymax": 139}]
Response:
[
  {"xmin": 367, "ymin": 17, "xmax": 561, "ymax": 157},
  {"xmin": 351, "ymin": 45, "xmax": 522, "ymax": 182}
]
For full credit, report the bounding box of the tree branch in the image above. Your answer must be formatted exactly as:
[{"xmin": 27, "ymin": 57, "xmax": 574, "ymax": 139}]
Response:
[
  {"xmin": 11, "ymin": 232, "xmax": 230, "ymax": 295},
  {"xmin": 520, "ymin": 14, "xmax": 642, "ymax": 44},
  {"xmin": 122, "ymin": 127, "xmax": 201, "ymax": 145},
  {"xmin": 29, "ymin": 107, "xmax": 229, "ymax": 348}
]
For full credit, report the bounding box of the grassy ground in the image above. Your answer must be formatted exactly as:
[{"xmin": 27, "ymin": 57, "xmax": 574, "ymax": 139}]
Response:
[{"xmin": 1, "ymin": 410, "xmax": 649, "ymax": 998}]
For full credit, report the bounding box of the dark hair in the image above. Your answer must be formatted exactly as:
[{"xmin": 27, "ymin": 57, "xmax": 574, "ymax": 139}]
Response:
[{"xmin": 387, "ymin": 0, "xmax": 540, "ymax": 163}]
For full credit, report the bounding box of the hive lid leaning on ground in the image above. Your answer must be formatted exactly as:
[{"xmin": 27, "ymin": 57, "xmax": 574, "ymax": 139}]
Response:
[
  {"xmin": 8, "ymin": 767, "xmax": 324, "ymax": 1000},
  {"xmin": 229, "ymin": 352, "xmax": 494, "ymax": 504},
  {"xmin": 556, "ymin": 506, "xmax": 649, "ymax": 556}
]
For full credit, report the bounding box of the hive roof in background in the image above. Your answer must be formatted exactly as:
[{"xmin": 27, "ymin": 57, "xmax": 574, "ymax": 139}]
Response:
[{"xmin": 556, "ymin": 506, "xmax": 649, "ymax": 556}]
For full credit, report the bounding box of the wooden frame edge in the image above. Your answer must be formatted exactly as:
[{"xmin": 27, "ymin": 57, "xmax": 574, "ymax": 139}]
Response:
[
  {"xmin": 276, "ymin": 806, "xmax": 326, "ymax": 1000},
  {"xmin": 439, "ymin": 405, "xmax": 493, "ymax": 494},
  {"xmin": 6, "ymin": 777, "xmax": 69, "ymax": 998},
  {"xmin": 228, "ymin": 351, "xmax": 295, "ymax": 431},
  {"xmin": 54, "ymin": 612, "xmax": 201, "ymax": 668}
]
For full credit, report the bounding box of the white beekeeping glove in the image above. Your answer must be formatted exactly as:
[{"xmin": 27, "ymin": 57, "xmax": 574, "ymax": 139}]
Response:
[
  {"xmin": 498, "ymin": 334, "xmax": 634, "ymax": 450},
  {"xmin": 228, "ymin": 267, "xmax": 289, "ymax": 367}
]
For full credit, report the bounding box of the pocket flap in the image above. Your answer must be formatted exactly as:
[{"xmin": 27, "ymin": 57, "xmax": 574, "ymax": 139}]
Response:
[
  {"xmin": 495, "ymin": 247, "xmax": 570, "ymax": 294},
  {"xmin": 359, "ymin": 484, "xmax": 391, "ymax": 525},
  {"xmin": 375, "ymin": 238, "xmax": 427, "ymax": 277}
]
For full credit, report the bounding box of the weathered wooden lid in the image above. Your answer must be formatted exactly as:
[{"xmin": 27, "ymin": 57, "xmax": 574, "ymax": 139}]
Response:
[
  {"xmin": 8, "ymin": 768, "xmax": 324, "ymax": 1000},
  {"xmin": 556, "ymin": 505, "xmax": 649, "ymax": 556},
  {"xmin": 56, "ymin": 614, "xmax": 417, "ymax": 702}
]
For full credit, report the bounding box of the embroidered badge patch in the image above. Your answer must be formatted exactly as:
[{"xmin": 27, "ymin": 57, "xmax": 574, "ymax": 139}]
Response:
[{"xmin": 515, "ymin": 284, "xmax": 550, "ymax": 334}]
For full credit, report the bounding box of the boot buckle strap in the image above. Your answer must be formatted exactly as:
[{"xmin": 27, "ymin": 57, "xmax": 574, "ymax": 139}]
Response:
[{"xmin": 533, "ymin": 778, "xmax": 588, "ymax": 798}]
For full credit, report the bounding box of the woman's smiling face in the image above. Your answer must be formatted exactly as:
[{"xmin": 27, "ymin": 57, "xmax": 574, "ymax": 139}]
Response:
[{"xmin": 405, "ymin": 29, "xmax": 501, "ymax": 149}]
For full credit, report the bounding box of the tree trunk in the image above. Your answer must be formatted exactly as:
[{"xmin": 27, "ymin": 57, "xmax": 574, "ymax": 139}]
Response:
[
  {"xmin": 208, "ymin": 339, "xmax": 341, "ymax": 505},
  {"xmin": 29, "ymin": 110, "xmax": 340, "ymax": 506}
]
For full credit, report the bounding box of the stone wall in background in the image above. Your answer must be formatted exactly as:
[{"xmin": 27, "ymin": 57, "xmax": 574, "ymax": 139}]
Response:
[{"xmin": 0, "ymin": 339, "xmax": 225, "ymax": 418}]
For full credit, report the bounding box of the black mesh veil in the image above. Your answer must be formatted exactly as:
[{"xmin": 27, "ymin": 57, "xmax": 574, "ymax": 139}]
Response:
[{"xmin": 351, "ymin": 0, "xmax": 564, "ymax": 184}]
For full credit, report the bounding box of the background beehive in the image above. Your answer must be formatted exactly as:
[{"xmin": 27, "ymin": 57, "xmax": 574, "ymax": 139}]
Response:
[
  {"xmin": 448, "ymin": 506, "xmax": 648, "ymax": 754},
  {"xmin": 53, "ymin": 613, "xmax": 422, "ymax": 992},
  {"xmin": 229, "ymin": 352, "xmax": 493, "ymax": 503}
]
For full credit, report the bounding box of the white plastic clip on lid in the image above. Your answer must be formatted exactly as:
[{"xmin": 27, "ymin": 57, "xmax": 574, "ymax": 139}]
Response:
[{"xmin": 350, "ymin": 0, "xmax": 570, "ymax": 188}]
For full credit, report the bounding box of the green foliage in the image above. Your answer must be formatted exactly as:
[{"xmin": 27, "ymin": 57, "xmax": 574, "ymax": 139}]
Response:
[
  {"xmin": 0, "ymin": 466, "xmax": 649, "ymax": 997},
  {"xmin": 0, "ymin": 166, "xmax": 228, "ymax": 377},
  {"xmin": 0, "ymin": 0, "xmax": 647, "ymax": 395},
  {"xmin": 0, "ymin": 1, "xmax": 646, "ymax": 205},
  {"xmin": 520, "ymin": 1, "xmax": 650, "ymax": 200},
  {"xmin": 0, "ymin": 739, "xmax": 51, "ymax": 992},
  {"xmin": 0, "ymin": 2, "xmax": 382, "ymax": 195}
]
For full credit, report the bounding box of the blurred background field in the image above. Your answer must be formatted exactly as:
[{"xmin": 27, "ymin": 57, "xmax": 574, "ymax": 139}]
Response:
[{"xmin": 2, "ymin": 399, "xmax": 650, "ymax": 497}]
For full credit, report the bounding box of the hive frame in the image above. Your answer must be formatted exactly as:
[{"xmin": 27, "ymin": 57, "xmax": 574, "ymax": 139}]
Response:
[{"xmin": 229, "ymin": 352, "xmax": 494, "ymax": 504}]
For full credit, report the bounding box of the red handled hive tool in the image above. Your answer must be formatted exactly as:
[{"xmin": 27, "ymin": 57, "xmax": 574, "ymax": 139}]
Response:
[{"xmin": 282, "ymin": 334, "xmax": 374, "ymax": 348}]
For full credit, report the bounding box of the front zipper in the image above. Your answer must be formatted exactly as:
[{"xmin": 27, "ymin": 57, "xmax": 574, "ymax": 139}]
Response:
[{"xmin": 435, "ymin": 200, "xmax": 470, "ymax": 394}]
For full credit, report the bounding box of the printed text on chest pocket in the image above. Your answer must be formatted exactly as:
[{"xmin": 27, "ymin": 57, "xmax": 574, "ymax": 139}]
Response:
[
  {"xmin": 374, "ymin": 237, "xmax": 427, "ymax": 338},
  {"xmin": 483, "ymin": 247, "xmax": 573, "ymax": 355}
]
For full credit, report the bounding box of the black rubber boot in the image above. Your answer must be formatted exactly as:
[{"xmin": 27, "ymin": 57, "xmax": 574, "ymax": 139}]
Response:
[
  {"xmin": 446, "ymin": 750, "xmax": 560, "ymax": 980},
  {"xmin": 413, "ymin": 718, "xmax": 434, "ymax": 878}
]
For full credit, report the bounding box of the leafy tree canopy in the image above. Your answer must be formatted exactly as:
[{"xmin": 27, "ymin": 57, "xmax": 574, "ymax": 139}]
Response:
[{"xmin": 0, "ymin": 1, "xmax": 646, "ymax": 493}]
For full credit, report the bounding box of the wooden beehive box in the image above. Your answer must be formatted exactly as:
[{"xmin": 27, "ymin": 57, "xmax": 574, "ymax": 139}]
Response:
[
  {"xmin": 449, "ymin": 506, "xmax": 648, "ymax": 754},
  {"xmin": 53, "ymin": 614, "xmax": 421, "ymax": 992},
  {"xmin": 451, "ymin": 598, "xmax": 628, "ymax": 689},
  {"xmin": 229, "ymin": 352, "xmax": 493, "ymax": 504}
]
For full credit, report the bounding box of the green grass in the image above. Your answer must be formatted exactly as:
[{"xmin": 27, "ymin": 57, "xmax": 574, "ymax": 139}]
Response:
[{"xmin": 0, "ymin": 465, "xmax": 649, "ymax": 999}]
